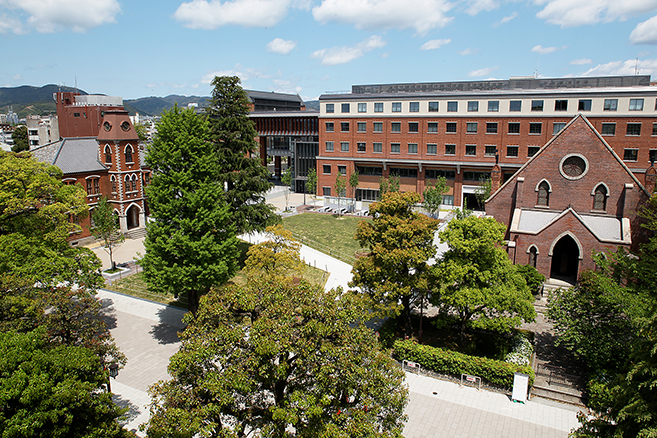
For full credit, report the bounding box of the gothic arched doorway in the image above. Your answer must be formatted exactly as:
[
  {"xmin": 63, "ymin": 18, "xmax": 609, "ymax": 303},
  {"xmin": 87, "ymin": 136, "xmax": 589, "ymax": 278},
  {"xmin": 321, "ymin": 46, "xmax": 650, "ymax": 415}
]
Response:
[
  {"xmin": 550, "ymin": 234, "xmax": 580, "ymax": 281},
  {"xmin": 126, "ymin": 205, "xmax": 140, "ymax": 230}
]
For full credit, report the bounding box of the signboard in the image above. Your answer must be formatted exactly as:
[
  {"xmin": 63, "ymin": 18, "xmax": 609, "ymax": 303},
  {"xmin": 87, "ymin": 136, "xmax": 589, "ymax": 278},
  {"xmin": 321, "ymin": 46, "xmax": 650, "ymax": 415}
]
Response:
[{"xmin": 512, "ymin": 372, "xmax": 530, "ymax": 403}]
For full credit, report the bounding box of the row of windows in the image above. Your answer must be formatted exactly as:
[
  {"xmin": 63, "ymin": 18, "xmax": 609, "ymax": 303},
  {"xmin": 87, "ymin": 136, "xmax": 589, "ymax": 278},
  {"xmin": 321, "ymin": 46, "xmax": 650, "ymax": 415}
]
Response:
[
  {"xmin": 536, "ymin": 180, "xmax": 609, "ymax": 211},
  {"xmin": 325, "ymin": 120, "xmax": 655, "ymax": 136},
  {"xmin": 109, "ymin": 174, "xmax": 140, "ymax": 193},
  {"xmin": 104, "ymin": 144, "xmax": 136, "ymax": 164},
  {"xmin": 324, "ymin": 141, "xmax": 541, "ymax": 157},
  {"xmin": 326, "ymin": 98, "xmax": 654, "ymax": 114},
  {"xmin": 321, "ymin": 165, "xmax": 488, "ymax": 182}
]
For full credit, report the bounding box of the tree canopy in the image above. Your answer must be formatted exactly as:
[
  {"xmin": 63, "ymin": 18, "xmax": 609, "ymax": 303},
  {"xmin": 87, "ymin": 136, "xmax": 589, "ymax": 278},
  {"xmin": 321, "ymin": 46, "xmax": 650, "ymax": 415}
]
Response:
[
  {"xmin": 351, "ymin": 191, "xmax": 438, "ymax": 337},
  {"xmin": 244, "ymin": 224, "xmax": 305, "ymax": 278},
  {"xmin": 422, "ymin": 177, "xmax": 448, "ymax": 218},
  {"xmin": 10, "ymin": 126, "xmax": 28, "ymax": 153},
  {"xmin": 142, "ymin": 105, "xmax": 239, "ymax": 314},
  {"xmin": 206, "ymin": 76, "xmax": 278, "ymax": 234},
  {"xmin": 144, "ymin": 275, "xmax": 407, "ymax": 437},
  {"xmin": 430, "ymin": 215, "xmax": 535, "ymax": 344},
  {"xmin": 91, "ymin": 196, "xmax": 124, "ymax": 271}
]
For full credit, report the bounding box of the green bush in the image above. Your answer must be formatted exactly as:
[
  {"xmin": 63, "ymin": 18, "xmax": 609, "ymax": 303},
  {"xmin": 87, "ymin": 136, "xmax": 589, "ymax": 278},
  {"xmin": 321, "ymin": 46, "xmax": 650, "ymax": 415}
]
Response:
[
  {"xmin": 515, "ymin": 264, "xmax": 545, "ymax": 294},
  {"xmin": 393, "ymin": 339, "xmax": 534, "ymax": 389}
]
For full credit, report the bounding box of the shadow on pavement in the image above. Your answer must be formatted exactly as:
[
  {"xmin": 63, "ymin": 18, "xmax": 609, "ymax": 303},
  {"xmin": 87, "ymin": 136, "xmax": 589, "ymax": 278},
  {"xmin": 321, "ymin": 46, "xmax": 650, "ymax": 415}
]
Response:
[
  {"xmin": 148, "ymin": 306, "xmax": 186, "ymax": 345},
  {"xmin": 113, "ymin": 393, "xmax": 143, "ymax": 433},
  {"xmin": 99, "ymin": 297, "xmax": 119, "ymax": 330}
]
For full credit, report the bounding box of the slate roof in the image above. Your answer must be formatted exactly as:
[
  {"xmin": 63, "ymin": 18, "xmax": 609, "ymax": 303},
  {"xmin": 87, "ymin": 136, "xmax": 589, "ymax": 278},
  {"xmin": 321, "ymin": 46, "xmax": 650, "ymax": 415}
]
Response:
[{"xmin": 31, "ymin": 137, "xmax": 106, "ymax": 175}]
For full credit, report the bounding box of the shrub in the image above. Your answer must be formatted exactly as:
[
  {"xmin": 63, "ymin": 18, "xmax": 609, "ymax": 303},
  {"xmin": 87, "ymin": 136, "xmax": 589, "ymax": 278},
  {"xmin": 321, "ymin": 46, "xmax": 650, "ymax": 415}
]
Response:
[
  {"xmin": 393, "ymin": 339, "xmax": 534, "ymax": 389},
  {"xmin": 504, "ymin": 333, "xmax": 534, "ymax": 366},
  {"xmin": 515, "ymin": 264, "xmax": 545, "ymax": 294}
]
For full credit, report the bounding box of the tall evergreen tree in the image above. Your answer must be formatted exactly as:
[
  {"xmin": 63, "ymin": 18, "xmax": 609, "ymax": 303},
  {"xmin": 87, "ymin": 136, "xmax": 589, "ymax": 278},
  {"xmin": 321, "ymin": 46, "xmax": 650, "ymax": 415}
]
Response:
[
  {"xmin": 206, "ymin": 76, "xmax": 278, "ymax": 234},
  {"xmin": 142, "ymin": 106, "xmax": 239, "ymax": 314}
]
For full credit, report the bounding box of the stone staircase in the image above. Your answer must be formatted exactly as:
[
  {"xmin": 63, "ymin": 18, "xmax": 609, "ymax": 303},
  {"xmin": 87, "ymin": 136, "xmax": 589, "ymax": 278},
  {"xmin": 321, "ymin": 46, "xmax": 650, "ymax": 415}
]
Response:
[{"xmin": 124, "ymin": 227, "xmax": 147, "ymax": 240}]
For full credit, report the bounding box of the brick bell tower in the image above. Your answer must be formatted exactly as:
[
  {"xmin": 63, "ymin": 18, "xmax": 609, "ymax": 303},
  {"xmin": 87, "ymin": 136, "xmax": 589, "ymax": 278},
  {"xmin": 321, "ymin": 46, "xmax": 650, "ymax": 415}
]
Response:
[{"xmin": 96, "ymin": 111, "xmax": 146, "ymax": 232}]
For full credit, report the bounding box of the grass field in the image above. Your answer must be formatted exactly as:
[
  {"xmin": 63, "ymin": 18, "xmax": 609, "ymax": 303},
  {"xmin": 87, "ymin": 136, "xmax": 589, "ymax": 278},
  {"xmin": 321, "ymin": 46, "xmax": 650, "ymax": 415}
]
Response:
[{"xmin": 282, "ymin": 213, "xmax": 370, "ymax": 264}]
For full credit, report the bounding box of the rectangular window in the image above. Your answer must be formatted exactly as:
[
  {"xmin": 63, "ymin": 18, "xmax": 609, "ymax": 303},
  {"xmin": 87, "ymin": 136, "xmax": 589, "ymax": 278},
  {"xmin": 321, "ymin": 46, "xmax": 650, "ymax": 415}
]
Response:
[
  {"xmin": 508, "ymin": 122, "xmax": 520, "ymax": 134},
  {"xmin": 447, "ymin": 101, "xmax": 458, "ymax": 112},
  {"xmin": 326, "ymin": 104, "xmax": 334, "ymax": 113},
  {"xmin": 650, "ymin": 150, "xmax": 657, "ymax": 162},
  {"xmin": 627, "ymin": 123, "xmax": 642, "ymax": 136},
  {"xmin": 601, "ymin": 123, "xmax": 616, "ymax": 136},
  {"xmin": 323, "ymin": 165, "xmax": 331, "ymax": 174},
  {"xmin": 408, "ymin": 122, "xmax": 419, "ymax": 133},
  {"xmin": 373, "ymin": 122, "xmax": 383, "ymax": 132},
  {"xmin": 623, "ymin": 149, "xmax": 638, "ymax": 161},
  {"xmin": 653, "ymin": 123, "xmax": 657, "ymax": 136},
  {"xmin": 323, "ymin": 187, "xmax": 331, "ymax": 196},
  {"xmin": 529, "ymin": 123, "xmax": 542, "ymax": 134},
  {"xmin": 465, "ymin": 145, "xmax": 476, "ymax": 156},
  {"xmin": 356, "ymin": 166, "xmax": 383, "ymax": 176},
  {"xmin": 358, "ymin": 102, "xmax": 367, "ymax": 113},
  {"xmin": 445, "ymin": 144, "xmax": 456, "ymax": 155},
  {"xmin": 390, "ymin": 168, "xmax": 418, "ymax": 178},
  {"xmin": 509, "ymin": 101, "xmax": 521, "ymax": 112},
  {"xmin": 629, "ymin": 98, "xmax": 644, "ymax": 111},
  {"xmin": 409, "ymin": 102, "xmax": 419, "ymax": 112},
  {"xmin": 485, "ymin": 145, "xmax": 497, "ymax": 156},
  {"xmin": 392, "ymin": 102, "xmax": 402, "ymax": 112},
  {"xmin": 463, "ymin": 171, "xmax": 490, "ymax": 181},
  {"xmin": 373, "ymin": 142, "xmax": 383, "ymax": 153},
  {"xmin": 340, "ymin": 142, "xmax": 349, "ymax": 152},
  {"xmin": 73, "ymin": 112, "xmax": 80, "ymax": 117},
  {"xmin": 578, "ymin": 99, "xmax": 592, "ymax": 111},
  {"xmin": 357, "ymin": 142, "xmax": 366, "ymax": 152},
  {"xmin": 485, "ymin": 122, "xmax": 498, "ymax": 134},
  {"xmin": 528, "ymin": 146, "xmax": 540, "ymax": 157},
  {"xmin": 338, "ymin": 165, "xmax": 346, "ymax": 175},
  {"xmin": 446, "ymin": 122, "xmax": 457, "ymax": 133},
  {"xmin": 357, "ymin": 122, "xmax": 366, "ymax": 132},
  {"xmin": 488, "ymin": 101, "xmax": 499, "ymax": 112},
  {"xmin": 391, "ymin": 143, "xmax": 401, "ymax": 153},
  {"xmin": 428, "ymin": 101, "xmax": 439, "ymax": 112},
  {"xmin": 555, "ymin": 100, "xmax": 568, "ymax": 111},
  {"xmin": 408, "ymin": 143, "xmax": 418, "ymax": 154},
  {"xmin": 426, "ymin": 169, "xmax": 455, "ymax": 180},
  {"xmin": 604, "ymin": 99, "xmax": 618, "ymax": 111},
  {"xmin": 391, "ymin": 122, "xmax": 401, "ymax": 133},
  {"xmin": 553, "ymin": 122, "xmax": 566, "ymax": 135},
  {"xmin": 340, "ymin": 122, "xmax": 349, "ymax": 132},
  {"xmin": 341, "ymin": 103, "xmax": 350, "ymax": 113},
  {"xmin": 427, "ymin": 144, "xmax": 437, "ymax": 155},
  {"xmin": 442, "ymin": 195, "xmax": 455, "ymax": 205},
  {"xmin": 325, "ymin": 141, "xmax": 334, "ymax": 152},
  {"xmin": 374, "ymin": 102, "xmax": 383, "ymax": 112},
  {"xmin": 468, "ymin": 101, "xmax": 479, "ymax": 112},
  {"xmin": 325, "ymin": 122, "xmax": 334, "ymax": 132},
  {"xmin": 506, "ymin": 146, "xmax": 519, "ymax": 157},
  {"xmin": 428, "ymin": 122, "xmax": 438, "ymax": 133},
  {"xmin": 466, "ymin": 122, "xmax": 478, "ymax": 133},
  {"xmin": 86, "ymin": 179, "xmax": 92, "ymax": 195},
  {"xmin": 531, "ymin": 100, "xmax": 544, "ymax": 111}
]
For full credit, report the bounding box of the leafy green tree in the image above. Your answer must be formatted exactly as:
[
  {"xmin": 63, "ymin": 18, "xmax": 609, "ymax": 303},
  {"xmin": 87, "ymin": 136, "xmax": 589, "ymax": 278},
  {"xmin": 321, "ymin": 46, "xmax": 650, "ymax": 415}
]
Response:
[
  {"xmin": 306, "ymin": 167, "xmax": 317, "ymax": 209},
  {"xmin": 335, "ymin": 173, "xmax": 346, "ymax": 217},
  {"xmin": 134, "ymin": 122, "xmax": 149, "ymax": 142},
  {"xmin": 349, "ymin": 169, "xmax": 359, "ymax": 199},
  {"xmin": 244, "ymin": 224, "xmax": 304, "ymax": 277},
  {"xmin": 351, "ymin": 192, "xmax": 439, "ymax": 337},
  {"xmin": 282, "ymin": 167, "xmax": 293, "ymax": 212},
  {"xmin": 379, "ymin": 176, "xmax": 400, "ymax": 198},
  {"xmin": 91, "ymin": 196, "xmax": 124, "ymax": 271},
  {"xmin": 206, "ymin": 76, "xmax": 278, "ymax": 234},
  {"xmin": 143, "ymin": 276, "xmax": 408, "ymax": 438},
  {"xmin": 474, "ymin": 178, "xmax": 492, "ymax": 209},
  {"xmin": 430, "ymin": 215, "xmax": 536, "ymax": 345},
  {"xmin": 515, "ymin": 264, "xmax": 545, "ymax": 295},
  {"xmin": 142, "ymin": 105, "xmax": 239, "ymax": 314},
  {"xmin": 0, "ymin": 329, "xmax": 130, "ymax": 438},
  {"xmin": 423, "ymin": 177, "xmax": 448, "ymax": 218},
  {"xmin": 10, "ymin": 126, "xmax": 28, "ymax": 152}
]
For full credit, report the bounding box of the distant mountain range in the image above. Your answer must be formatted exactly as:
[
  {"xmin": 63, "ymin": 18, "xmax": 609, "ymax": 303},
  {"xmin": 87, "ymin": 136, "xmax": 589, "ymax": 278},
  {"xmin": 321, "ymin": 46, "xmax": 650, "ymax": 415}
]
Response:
[{"xmin": 0, "ymin": 84, "xmax": 320, "ymax": 118}]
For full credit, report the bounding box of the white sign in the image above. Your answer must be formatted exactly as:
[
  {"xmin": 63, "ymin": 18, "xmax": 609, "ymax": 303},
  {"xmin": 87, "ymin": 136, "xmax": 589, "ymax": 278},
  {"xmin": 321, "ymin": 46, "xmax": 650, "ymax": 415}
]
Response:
[{"xmin": 512, "ymin": 372, "xmax": 529, "ymax": 403}]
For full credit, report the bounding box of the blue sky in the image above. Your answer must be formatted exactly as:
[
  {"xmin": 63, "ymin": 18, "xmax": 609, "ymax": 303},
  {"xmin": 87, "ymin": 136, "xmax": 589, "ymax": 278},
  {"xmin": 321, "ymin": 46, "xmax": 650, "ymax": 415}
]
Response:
[{"xmin": 2, "ymin": 0, "xmax": 657, "ymax": 101}]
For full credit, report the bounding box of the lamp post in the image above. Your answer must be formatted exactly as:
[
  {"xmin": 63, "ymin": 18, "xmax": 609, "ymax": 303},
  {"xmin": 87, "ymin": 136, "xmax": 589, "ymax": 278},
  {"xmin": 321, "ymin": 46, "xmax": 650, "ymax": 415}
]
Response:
[{"xmin": 107, "ymin": 363, "xmax": 119, "ymax": 393}]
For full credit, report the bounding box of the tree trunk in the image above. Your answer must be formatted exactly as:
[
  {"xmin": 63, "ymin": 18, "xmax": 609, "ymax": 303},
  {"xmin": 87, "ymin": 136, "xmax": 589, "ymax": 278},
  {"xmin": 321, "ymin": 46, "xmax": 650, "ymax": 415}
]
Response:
[
  {"xmin": 402, "ymin": 295, "xmax": 413, "ymax": 339},
  {"xmin": 187, "ymin": 290, "xmax": 199, "ymax": 315}
]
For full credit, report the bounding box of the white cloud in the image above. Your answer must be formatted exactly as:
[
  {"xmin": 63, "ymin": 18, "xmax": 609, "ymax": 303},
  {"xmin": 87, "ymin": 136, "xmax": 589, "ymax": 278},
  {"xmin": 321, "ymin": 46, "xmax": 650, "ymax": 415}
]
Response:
[
  {"xmin": 582, "ymin": 58, "xmax": 657, "ymax": 76},
  {"xmin": 0, "ymin": 0, "xmax": 120, "ymax": 33},
  {"xmin": 199, "ymin": 65, "xmax": 269, "ymax": 84},
  {"xmin": 459, "ymin": 48, "xmax": 477, "ymax": 55},
  {"xmin": 493, "ymin": 11, "xmax": 517, "ymax": 26},
  {"xmin": 464, "ymin": 0, "xmax": 498, "ymax": 16},
  {"xmin": 312, "ymin": 0, "xmax": 454, "ymax": 35},
  {"xmin": 531, "ymin": 45, "xmax": 561, "ymax": 54},
  {"xmin": 420, "ymin": 39, "xmax": 451, "ymax": 50},
  {"xmin": 570, "ymin": 58, "xmax": 592, "ymax": 65},
  {"xmin": 12, "ymin": 74, "xmax": 21, "ymax": 80},
  {"xmin": 534, "ymin": 0, "xmax": 657, "ymax": 27},
  {"xmin": 312, "ymin": 35, "xmax": 386, "ymax": 65},
  {"xmin": 267, "ymin": 38, "xmax": 297, "ymax": 55},
  {"xmin": 468, "ymin": 66, "xmax": 498, "ymax": 77},
  {"xmin": 630, "ymin": 15, "xmax": 657, "ymax": 44},
  {"xmin": 174, "ymin": 0, "xmax": 292, "ymax": 29}
]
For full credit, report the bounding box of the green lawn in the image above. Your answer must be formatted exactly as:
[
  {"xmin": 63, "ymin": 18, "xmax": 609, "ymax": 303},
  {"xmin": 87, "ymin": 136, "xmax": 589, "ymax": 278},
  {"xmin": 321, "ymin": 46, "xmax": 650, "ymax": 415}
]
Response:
[{"xmin": 282, "ymin": 213, "xmax": 370, "ymax": 264}]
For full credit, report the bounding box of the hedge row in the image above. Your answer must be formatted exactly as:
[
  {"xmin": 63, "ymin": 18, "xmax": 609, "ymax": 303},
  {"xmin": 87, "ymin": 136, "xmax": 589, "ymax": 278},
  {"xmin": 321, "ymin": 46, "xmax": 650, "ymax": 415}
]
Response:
[{"xmin": 393, "ymin": 339, "xmax": 534, "ymax": 389}]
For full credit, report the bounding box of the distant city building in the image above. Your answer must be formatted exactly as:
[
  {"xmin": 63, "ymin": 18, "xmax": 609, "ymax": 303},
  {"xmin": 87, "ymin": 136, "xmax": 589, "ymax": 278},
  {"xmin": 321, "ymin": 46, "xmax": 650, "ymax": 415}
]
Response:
[{"xmin": 26, "ymin": 115, "xmax": 59, "ymax": 149}]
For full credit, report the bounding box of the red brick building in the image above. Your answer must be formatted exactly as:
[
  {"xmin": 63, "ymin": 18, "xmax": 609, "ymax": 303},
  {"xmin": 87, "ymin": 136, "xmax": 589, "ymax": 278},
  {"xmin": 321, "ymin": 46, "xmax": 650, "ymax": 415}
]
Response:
[{"xmin": 485, "ymin": 115, "xmax": 652, "ymax": 281}]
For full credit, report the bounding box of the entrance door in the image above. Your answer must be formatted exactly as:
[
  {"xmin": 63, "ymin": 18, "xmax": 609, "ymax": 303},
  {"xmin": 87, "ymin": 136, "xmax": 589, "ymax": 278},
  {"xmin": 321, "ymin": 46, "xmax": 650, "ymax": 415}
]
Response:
[
  {"xmin": 550, "ymin": 235, "xmax": 580, "ymax": 280},
  {"xmin": 126, "ymin": 205, "xmax": 140, "ymax": 230},
  {"xmin": 463, "ymin": 193, "xmax": 484, "ymax": 211}
]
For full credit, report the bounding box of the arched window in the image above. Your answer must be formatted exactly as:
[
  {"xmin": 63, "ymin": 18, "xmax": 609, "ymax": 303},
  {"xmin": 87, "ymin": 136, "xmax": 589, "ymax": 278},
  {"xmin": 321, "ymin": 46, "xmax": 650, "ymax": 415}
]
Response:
[
  {"xmin": 125, "ymin": 175, "xmax": 131, "ymax": 191},
  {"xmin": 593, "ymin": 184, "xmax": 608, "ymax": 211},
  {"xmin": 110, "ymin": 175, "xmax": 117, "ymax": 193},
  {"xmin": 537, "ymin": 181, "xmax": 550, "ymax": 206},
  {"xmin": 529, "ymin": 246, "xmax": 538, "ymax": 268},
  {"xmin": 125, "ymin": 145, "xmax": 133, "ymax": 163},
  {"xmin": 131, "ymin": 174, "xmax": 138, "ymax": 192},
  {"xmin": 104, "ymin": 145, "xmax": 112, "ymax": 163}
]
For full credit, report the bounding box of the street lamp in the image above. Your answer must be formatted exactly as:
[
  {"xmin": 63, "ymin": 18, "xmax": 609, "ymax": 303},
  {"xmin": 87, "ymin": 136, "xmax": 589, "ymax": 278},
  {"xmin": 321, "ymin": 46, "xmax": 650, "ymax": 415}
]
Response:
[{"xmin": 106, "ymin": 363, "xmax": 119, "ymax": 393}]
